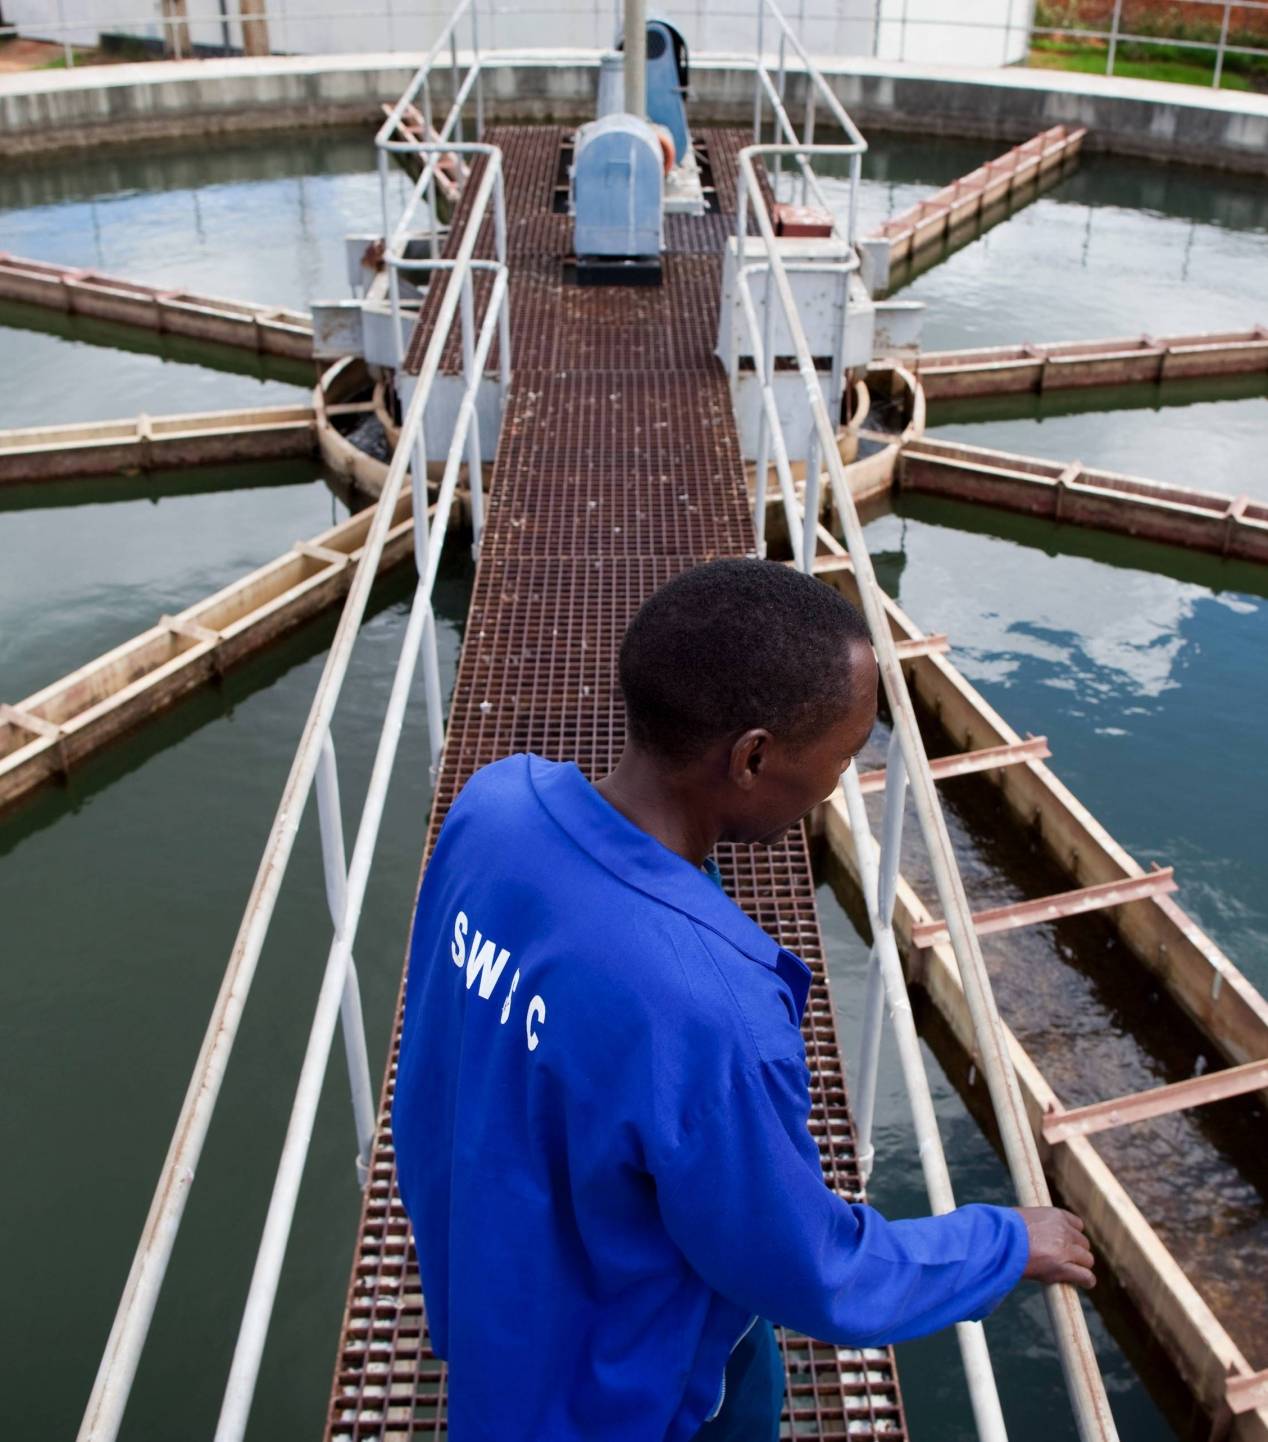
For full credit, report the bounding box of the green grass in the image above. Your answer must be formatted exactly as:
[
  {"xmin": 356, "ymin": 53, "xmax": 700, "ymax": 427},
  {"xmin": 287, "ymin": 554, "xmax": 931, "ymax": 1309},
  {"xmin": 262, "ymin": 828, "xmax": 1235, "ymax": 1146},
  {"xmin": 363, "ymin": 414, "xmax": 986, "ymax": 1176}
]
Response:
[{"xmin": 1028, "ymin": 37, "xmax": 1256, "ymax": 91}]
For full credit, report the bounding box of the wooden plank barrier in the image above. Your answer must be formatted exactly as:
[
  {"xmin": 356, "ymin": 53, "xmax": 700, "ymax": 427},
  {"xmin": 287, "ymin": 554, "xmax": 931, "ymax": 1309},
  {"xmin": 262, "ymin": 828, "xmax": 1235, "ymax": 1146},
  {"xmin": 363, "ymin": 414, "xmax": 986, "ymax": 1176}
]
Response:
[
  {"xmin": 0, "ymin": 492, "xmax": 425, "ymax": 813},
  {"xmin": 0, "ymin": 252, "xmax": 314, "ymax": 360},
  {"xmin": 909, "ymin": 327, "xmax": 1268, "ymax": 399},
  {"xmin": 0, "ymin": 405, "xmax": 321, "ymax": 484},
  {"xmin": 898, "ymin": 436, "xmax": 1268, "ymax": 565}
]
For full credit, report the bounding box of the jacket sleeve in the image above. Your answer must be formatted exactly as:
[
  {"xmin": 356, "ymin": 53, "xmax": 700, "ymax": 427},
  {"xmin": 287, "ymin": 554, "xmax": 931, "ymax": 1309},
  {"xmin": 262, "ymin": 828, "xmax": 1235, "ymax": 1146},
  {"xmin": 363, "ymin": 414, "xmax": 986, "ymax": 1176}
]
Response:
[{"xmin": 654, "ymin": 1052, "xmax": 1029, "ymax": 1347}]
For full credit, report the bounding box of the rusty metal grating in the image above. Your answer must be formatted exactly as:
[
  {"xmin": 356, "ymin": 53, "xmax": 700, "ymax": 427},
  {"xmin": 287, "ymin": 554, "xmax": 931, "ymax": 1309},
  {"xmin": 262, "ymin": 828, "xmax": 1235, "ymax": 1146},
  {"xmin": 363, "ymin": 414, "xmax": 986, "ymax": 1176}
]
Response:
[
  {"xmin": 405, "ymin": 129, "xmax": 771, "ymax": 375},
  {"xmin": 326, "ymin": 127, "xmax": 907, "ymax": 1442}
]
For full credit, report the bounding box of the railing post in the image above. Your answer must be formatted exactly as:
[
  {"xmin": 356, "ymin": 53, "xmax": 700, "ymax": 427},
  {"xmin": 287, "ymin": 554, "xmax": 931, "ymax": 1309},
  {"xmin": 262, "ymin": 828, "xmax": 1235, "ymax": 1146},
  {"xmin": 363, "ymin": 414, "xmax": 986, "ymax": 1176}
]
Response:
[
  {"xmin": 899, "ymin": 0, "xmax": 908, "ymax": 61},
  {"xmin": 754, "ymin": 0, "xmax": 764, "ymax": 142},
  {"xmin": 852, "ymin": 948, "xmax": 886, "ymax": 1181},
  {"xmin": 422, "ymin": 86, "xmax": 441, "ymax": 260},
  {"xmin": 55, "ymin": 0, "xmax": 73, "ymax": 66},
  {"xmin": 875, "ymin": 729, "xmax": 908, "ymax": 926},
  {"xmin": 847, "ymin": 149, "xmax": 861, "ymax": 249},
  {"xmin": 460, "ymin": 270, "xmax": 485, "ymax": 555},
  {"xmin": 493, "ymin": 162, "xmax": 509, "ymax": 266},
  {"xmin": 801, "ymin": 83, "xmax": 816, "ymax": 207},
  {"xmin": 451, "ymin": 28, "xmax": 465, "ymax": 144},
  {"xmin": 850, "ymin": 729, "xmax": 907, "ymax": 1181},
  {"xmin": 838, "ymin": 757, "xmax": 1011, "ymax": 1442},
  {"xmin": 1107, "ymin": 0, "xmax": 1123, "ymax": 77},
  {"xmin": 472, "ymin": 0, "xmax": 485, "ymax": 139},
  {"xmin": 775, "ymin": 29, "xmax": 787, "ymax": 194},
  {"xmin": 378, "ymin": 147, "xmax": 408, "ymax": 367},
  {"xmin": 408, "ymin": 380, "xmax": 444, "ymax": 777},
  {"xmin": 1002, "ymin": 0, "xmax": 1015, "ymax": 64},
  {"xmin": 315, "ymin": 736, "xmax": 377, "ymax": 1187},
  {"xmin": 800, "ymin": 425, "xmax": 820, "ymax": 575},
  {"xmin": 492, "ymin": 167, "xmax": 512, "ymax": 402},
  {"xmin": 1214, "ymin": 2, "xmax": 1232, "ymax": 88}
]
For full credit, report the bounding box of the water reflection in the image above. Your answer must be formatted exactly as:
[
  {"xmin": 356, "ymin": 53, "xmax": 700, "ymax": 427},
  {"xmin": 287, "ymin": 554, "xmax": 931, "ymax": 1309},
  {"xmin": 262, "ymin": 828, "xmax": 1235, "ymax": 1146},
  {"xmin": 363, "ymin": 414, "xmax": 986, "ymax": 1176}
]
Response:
[{"xmin": 863, "ymin": 497, "xmax": 1268, "ymax": 974}]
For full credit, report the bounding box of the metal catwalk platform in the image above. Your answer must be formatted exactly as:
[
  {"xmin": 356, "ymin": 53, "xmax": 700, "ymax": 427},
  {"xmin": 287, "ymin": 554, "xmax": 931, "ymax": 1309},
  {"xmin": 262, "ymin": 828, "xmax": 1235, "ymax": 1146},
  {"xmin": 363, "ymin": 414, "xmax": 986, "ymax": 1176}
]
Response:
[{"xmin": 323, "ymin": 127, "xmax": 908, "ymax": 1440}]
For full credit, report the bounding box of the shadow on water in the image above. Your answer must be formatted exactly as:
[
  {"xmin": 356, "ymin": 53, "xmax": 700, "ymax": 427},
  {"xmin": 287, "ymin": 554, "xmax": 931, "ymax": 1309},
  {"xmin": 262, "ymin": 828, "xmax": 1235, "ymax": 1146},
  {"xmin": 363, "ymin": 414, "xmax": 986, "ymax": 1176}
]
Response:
[
  {"xmin": 0, "ymin": 298, "xmax": 314, "ymax": 386},
  {"xmin": 888, "ymin": 491, "xmax": 1268, "ymax": 601},
  {"xmin": 1052, "ymin": 154, "xmax": 1268, "ymax": 235},
  {"xmin": 0, "ymin": 456, "xmax": 334, "ymax": 513}
]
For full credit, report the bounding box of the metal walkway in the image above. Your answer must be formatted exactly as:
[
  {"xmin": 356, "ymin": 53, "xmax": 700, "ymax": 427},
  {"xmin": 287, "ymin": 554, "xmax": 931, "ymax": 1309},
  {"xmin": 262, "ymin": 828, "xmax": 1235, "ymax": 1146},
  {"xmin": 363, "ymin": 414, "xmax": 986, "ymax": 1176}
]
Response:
[{"xmin": 322, "ymin": 126, "xmax": 908, "ymax": 1441}]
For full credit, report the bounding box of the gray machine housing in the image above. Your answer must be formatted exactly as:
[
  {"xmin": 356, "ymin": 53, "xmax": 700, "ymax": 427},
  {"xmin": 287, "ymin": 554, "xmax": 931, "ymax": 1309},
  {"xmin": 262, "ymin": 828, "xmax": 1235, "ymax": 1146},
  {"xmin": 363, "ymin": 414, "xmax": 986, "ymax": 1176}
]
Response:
[{"xmin": 571, "ymin": 113, "xmax": 665, "ymax": 284}]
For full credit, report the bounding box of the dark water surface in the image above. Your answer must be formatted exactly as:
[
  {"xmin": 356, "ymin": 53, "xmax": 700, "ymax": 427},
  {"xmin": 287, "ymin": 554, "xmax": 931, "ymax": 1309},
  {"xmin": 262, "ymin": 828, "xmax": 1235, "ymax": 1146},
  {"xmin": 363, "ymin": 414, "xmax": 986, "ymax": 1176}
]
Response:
[{"xmin": 1, "ymin": 129, "xmax": 1264, "ymax": 1440}]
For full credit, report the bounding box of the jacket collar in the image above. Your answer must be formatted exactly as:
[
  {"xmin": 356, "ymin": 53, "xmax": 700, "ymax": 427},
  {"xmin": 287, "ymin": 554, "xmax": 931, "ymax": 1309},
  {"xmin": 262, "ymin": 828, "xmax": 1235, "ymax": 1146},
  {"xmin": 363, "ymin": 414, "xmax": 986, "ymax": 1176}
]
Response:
[{"xmin": 526, "ymin": 755, "xmax": 810, "ymax": 1018}]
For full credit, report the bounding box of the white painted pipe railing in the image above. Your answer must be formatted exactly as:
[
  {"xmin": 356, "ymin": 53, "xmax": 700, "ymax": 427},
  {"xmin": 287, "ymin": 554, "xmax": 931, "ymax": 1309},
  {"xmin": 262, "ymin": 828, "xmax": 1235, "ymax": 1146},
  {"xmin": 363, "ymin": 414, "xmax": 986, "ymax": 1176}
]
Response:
[
  {"xmin": 728, "ymin": 126, "xmax": 1012, "ymax": 1442},
  {"xmin": 732, "ymin": 118, "xmax": 1121, "ymax": 1441},
  {"xmin": 77, "ymin": 28, "xmax": 504, "ymax": 1438}
]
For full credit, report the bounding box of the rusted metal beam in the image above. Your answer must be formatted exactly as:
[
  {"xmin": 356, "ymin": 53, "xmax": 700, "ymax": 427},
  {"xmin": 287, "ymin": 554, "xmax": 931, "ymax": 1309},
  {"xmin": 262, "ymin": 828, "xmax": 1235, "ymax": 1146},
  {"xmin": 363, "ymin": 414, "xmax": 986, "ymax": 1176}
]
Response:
[
  {"xmin": 1043, "ymin": 1058, "xmax": 1268, "ymax": 1146},
  {"xmin": 911, "ymin": 868, "xmax": 1178, "ymax": 949},
  {"xmin": 857, "ymin": 735, "xmax": 1049, "ymax": 795}
]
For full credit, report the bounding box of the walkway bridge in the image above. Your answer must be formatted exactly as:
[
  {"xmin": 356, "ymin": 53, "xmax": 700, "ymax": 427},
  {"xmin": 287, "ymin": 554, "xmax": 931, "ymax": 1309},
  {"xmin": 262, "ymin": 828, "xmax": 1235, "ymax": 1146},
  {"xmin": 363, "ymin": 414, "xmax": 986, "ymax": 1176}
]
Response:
[{"xmin": 322, "ymin": 122, "xmax": 907, "ymax": 1439}]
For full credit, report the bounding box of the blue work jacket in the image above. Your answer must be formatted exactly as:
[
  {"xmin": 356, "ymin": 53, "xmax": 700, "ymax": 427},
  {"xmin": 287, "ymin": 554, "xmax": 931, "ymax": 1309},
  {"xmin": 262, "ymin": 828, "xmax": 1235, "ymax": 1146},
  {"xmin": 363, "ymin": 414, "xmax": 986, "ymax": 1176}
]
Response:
[{"xmin": 393, "ymin": 754, "xmax": 1028, "ymax": 1441}]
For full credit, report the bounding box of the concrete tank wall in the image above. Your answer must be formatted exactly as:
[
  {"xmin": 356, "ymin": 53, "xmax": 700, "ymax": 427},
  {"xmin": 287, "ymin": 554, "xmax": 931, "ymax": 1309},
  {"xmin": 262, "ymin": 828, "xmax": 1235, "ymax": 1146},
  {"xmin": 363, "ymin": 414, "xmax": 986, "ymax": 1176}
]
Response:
[{"xmin": 1, "ymin": 49, "xmax": 1266, "ymax": 176}]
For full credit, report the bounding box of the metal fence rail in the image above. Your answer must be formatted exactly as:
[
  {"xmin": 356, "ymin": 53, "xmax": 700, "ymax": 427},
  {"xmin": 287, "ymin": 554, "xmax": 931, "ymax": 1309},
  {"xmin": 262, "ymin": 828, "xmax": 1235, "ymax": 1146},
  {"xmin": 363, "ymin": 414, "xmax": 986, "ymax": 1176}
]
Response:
[
  {"xmin": 75, "ymin": 5, "xmax": 506, "ymax": 1436},
  {"xmin": 731, "ymin": 48, "xmax": 1119, "ymax": 1427}
]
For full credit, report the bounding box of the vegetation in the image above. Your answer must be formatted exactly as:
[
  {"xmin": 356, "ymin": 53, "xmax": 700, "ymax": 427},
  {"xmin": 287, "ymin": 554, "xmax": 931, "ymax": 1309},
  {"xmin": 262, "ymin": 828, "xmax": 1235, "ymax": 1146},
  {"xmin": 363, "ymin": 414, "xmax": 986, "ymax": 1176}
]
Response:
[{"xmin": 1030, "ymin": 0, "xmax": 1268, "ymax": 91}]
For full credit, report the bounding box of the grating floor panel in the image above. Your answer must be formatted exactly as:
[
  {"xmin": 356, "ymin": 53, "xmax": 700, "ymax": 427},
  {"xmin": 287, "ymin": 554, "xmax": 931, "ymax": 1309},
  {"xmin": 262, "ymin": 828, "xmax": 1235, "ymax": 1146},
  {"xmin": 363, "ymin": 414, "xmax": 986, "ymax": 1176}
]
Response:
[{"xmin": 327, "ymin": 126, "xmax": 907, "ymax": 1441}]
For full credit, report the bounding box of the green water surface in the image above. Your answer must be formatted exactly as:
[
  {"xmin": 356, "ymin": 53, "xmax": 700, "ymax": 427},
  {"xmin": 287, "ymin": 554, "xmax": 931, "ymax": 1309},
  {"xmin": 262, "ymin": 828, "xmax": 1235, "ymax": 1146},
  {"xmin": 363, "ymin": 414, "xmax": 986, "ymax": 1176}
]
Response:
[{"xmin": 1, "ymin": 128, "xmax": 1264, "ymax": 1441}]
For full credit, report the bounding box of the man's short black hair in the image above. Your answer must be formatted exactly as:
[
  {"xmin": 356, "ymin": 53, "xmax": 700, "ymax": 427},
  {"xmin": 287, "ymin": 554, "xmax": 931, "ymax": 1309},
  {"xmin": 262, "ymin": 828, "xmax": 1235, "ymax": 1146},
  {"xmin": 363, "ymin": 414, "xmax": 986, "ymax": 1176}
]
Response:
[{"xmin": 619, "ymin": 558, "xmax": 873, "ymax": 764}]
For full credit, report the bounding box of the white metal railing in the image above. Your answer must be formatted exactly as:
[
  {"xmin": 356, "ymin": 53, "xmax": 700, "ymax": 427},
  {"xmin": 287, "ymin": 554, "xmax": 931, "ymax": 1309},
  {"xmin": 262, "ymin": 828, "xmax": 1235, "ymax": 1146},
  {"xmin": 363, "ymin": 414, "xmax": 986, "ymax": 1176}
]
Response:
[
  {"xmin": 76, "ymin": 13, "xmax": 505, "ymax": 1438},
  {"xmin": 731, "ymin": 14, "xmax": 1120, "ymax": 1434}
]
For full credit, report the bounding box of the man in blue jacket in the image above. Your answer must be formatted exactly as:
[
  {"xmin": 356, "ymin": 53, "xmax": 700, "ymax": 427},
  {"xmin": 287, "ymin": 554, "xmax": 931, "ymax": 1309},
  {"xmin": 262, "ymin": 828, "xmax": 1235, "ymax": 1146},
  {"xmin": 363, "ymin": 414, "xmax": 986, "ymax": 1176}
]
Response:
[{"xmin": 393, "ymin": 558, "xmax": 1094, "ymax": 1441}]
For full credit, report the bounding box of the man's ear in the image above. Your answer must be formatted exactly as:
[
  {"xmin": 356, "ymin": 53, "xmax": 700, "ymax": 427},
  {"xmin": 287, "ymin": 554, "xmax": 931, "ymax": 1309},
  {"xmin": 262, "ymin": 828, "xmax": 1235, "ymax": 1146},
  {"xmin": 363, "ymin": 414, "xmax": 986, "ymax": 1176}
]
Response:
[{"xmin": 728, "ymin": 729, "xmax": 772, "ymax": 790}]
